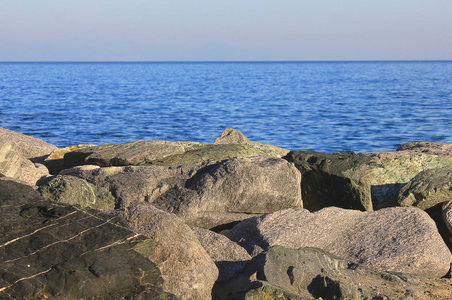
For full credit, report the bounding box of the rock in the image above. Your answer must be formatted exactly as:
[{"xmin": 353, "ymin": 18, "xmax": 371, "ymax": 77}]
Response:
[
  {"xmin": 192, "ymin": 227, "xmax": 252, "ymax": 282},
  {"xmin": 224, "ymin": 207, "xmax": 452, "ymax": 278},
  {"xmin": 284, "ymin": 150, "xmax": 452, "ymax": 211},
  {"xmin": 0, "ymin": 136, "xmax": 23, "ymax": 179},
  {"xmin": 398, "ymin": 166, "xmax": 452, "ymax": 210},
  {"xmin": 39, "ymin": 175, "xmax": 116, "ymax": 210},
  {"xmin": 214, "ymin": 128, "xmax": 290, "ymax": 157},
  {"xmin": 56, "ymin": 156, "xmax": 302, "ymax": 229},
  {"xmin": 0, "ymin": 127, "xmax": 57, "ymax": 163},
  {"xmin": 0, "ymin": 179, "xmax": 176, "ymax": 299},
  {"xmin": 117, "ymin": 204, "xmax": 218, "ymax": 300},
  {"xmin": 442, "ymin": 201, "xmax": 452, "ymax": 235},
  {"xmin": 397, "ymin": 141, "xmax": 452, "ymax": 159},
  {"xmin": 63, "ymin": 140, "xmax": 203, "ymax": 168},
  {"xmin": 214, "ymin": 246, "xmax": 452, "ymax": 300},
  {"xmin": 44, "ymin": 144, "xmax": 96, "ymax": 174},
  {"xmin": 17, "ymin": 159, "xmax": 50, "ymax": 186}
]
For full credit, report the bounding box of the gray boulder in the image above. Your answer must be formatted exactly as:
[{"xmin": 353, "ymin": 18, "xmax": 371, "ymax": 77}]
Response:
[
  {"xmin": 224, "ymin": 207, "xmax": 452, "ymax": 278},
  {"xmin": 116, "ymin": 205, "xmax": 218, "ymax": 300},
  {"xmin": 17, "ymin": 159, "xmax": 50, "ymax": 186},
  {"xmin": 0, "ymin": 127, "xmax": 57, "ymax": 163},
  {"xmin": 57, "ymin": 156, "xmax": 302, "ymax": 229},
  {"xmin": 214, "ymin": 128, "xmax": 289, "ymax": 157},
  {"xmin": 192, "ymin": 227, "xmax": 252, "ymax": 282},
  {"xmin": 0, "ymin": 136, "xmax": 23, "ymax": 178},
  {"xmin": 442, "ymin": 201, "xmax": 452, "ymax": 235},
  {"xmin": 0, "ymin": 179, "xmax": 176, "ymax": 299},
  {"xmin": 215, "ymin": 246, "xmax": 452, "ymax": 300},
  {"xmin": 39, "ymin": 175, "xmax": 116, "ymax": 210},
  {"xmin": 398, "ymin": 166, "xmax": 452, "ymax": 210},
  {"xmin": 284, "ymin": 150, "xmax": 452, "ymax": 211}
]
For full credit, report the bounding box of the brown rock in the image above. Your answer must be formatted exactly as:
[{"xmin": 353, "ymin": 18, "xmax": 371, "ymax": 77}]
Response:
[{"xmin": 397, "ymin": 141, "xmax": 452, "ymax": 159}]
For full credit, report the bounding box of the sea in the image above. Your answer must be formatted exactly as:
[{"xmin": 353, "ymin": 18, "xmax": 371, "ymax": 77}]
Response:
[{"xmin": 0, "ymin": 61, "xmax": 451, "ymax": 153}]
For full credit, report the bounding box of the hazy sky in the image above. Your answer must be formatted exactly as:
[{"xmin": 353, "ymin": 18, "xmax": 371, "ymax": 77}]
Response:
[{"xmin": 1, "ymin": 0, "xmax": 451, "ymax": 61}]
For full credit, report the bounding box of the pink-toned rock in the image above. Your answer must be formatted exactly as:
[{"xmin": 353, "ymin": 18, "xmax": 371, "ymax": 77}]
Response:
[{"xmin": 397, "ymin": 142, "xmax": 452, "ymax": 159}]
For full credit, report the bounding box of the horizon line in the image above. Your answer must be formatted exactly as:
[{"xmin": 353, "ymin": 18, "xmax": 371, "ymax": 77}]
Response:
[{"xmin": 1, "ymin": 59, "xmax": 451, "ymax": 63}]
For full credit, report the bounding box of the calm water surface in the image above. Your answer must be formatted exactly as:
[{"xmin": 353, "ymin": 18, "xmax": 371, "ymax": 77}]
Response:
[{"xmin": 0, "ymin": 61, "xmax": 451, "ymax": 153}]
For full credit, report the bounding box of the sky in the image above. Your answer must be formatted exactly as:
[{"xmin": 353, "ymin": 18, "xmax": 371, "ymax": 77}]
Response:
[{"xmin": 0, "ymin": 0, "xmax": 451, "ymax": 61}]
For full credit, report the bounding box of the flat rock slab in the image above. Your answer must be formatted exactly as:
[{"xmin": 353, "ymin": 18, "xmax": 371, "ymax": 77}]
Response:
[
  {"xmin": 284, "ymin": 150, "xmax": 452, "ymax": 211},
  {"xmin": 224, "ymin": 207, "xmax": 452, "ymax": 278},
  {"xmin": 215, "ymin": 246, "xmax": 452, "ymax": 300},
  {"xmin": 56, "ymin": 156, "xmax": 302, "ymax": 229},
  {"xmin": 398, "ymin": 166, "xmax": 452, "ymax": 210},
  {"xmin": 397, "ymin": 142, "xmax": 452, "ymax": 159},
  {"xmin": 63, "ymin": 140, "xmax": 203, "ymax": 168},
  {"xmin": 0, "ymin": 179, "xmax": 175, "ymax": 299}
]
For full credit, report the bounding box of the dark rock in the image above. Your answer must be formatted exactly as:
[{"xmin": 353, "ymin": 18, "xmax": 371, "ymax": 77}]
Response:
[
  {"xmin": 284, "ymin": 150, "xmax": 452, "ymax": 211},
  {"xmin": 214, "ymin": 246, "xmax": 452, "ymax": 299},
  {"xmin": 39, "ymin": 175, "xmax": 116, "ymax": 210},
  {"xmin": 224, "ymin": 207, "xmax": 451, "ymax": 278},
  {"xmin": 398, "ymin": 166, "xmax": 452, "ymax": 210},
  {"xmin": 0, "ymin": 179, "xmax": 176, "ymax": 299}
]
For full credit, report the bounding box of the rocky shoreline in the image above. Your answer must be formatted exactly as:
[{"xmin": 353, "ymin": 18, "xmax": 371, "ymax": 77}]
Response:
[{"xmin": 1, "ymin": 126, "xmax": 452, "ymax": 299}]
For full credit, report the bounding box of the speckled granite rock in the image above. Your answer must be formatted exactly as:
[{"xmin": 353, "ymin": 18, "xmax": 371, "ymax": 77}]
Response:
[
  {"xmin": 0, "ymin": 179, "xmax": 176, "ymax": 299},
  {"xmin": 214, "ymin": 246, "xmax": 452, "ymax": 300},
  {"xmin": 398, "ymin": 166, "xmax": 452, "ymax": 210},
  {"xmin": 225, "ymin": 207, "xmax": 452, "ymax": 278},
  {"xmin": 0, "ymin": 127, "xmax": 57, "ymax": 163},
  {"xmin": 397, "ymin": 142, "xmax": 452, "ymax": 159},
  {"xmin": 192, "ymin": 227, "xmax": 251, "ymax": 282},
  {"xmin": 0, "ymin": 136, "xmax": 22, "ymax": 179},
  {"xmin": 214, "ymin": 128, "xmax": 289, "ymax": 157},
  {"xmin": 116, "ymin": 204, "xmax": 218, "ymax": 300},
  {"xmin": 55, "ymin": 156, "xmax": 302, "ymax": 229}
]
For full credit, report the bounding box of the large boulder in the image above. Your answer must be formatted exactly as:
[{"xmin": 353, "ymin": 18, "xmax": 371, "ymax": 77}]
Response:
[
  {"xmin": 398, "ymin": 166, "xmax": 452, "ymax": 210},
  {"xmin": 215, "ymin": 246, "xmax": 452, "ymax": 300},
  {"xmin": 0, "ymin": 136, "xmax": 23, "ymax": 179},
  {"xmin": 0, "ymin": 179, "xmax": 175, "ymax": 299},
  {"xmin": 224, "ymin": 207, "xmax": 452, "ymax": 278},
  {"xmin": 116, "ymin": 205, "xmax": 218, "ymax": 300},
  {"xmin": 39, "ymin": 175, "xmax": 116, "ymax": 210},
  {"xmin": 192, "ymin": 227, "xmax": 251, "ymax": 282},
  {"xmin": 284, "ymin": 150, "xmax": 452, "ymax": 211},
  {"xmin": 55, "ymin": 156, "xmax": 302, "ymax": 229},
  {"xmin": 214, "ymin": 128, "xmax": 289, "ymax": 157},
  {"xmin": 0, "ymin": 127, "xmax": 57, "ymax": 163}
]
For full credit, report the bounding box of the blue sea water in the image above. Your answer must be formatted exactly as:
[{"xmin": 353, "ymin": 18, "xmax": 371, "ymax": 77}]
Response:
[{"xmin": 0, "ymin": 61, "xmax": 451, "ymax": 153}]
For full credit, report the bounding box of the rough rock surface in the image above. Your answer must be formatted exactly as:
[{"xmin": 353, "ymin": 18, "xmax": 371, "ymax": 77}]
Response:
[
  {"xmin": 17, "ymin": 159, "xmax": 49, "ymax": 186},
  {"xmin": 63, "ymin": 140, "xmax": 203, "ymax": 168},
  {"xmin": 442, "ymin": 201, "xmax": 452, "ymax": 235},
  {"xmin": 39, "ymin": 175, "xmax": 116, "ymax": 210},
  {"xmin": 214, "ymin": 128, "xmax": 290, "ymax": 157},
  {"xmin": 0, "ymin": 127, "xmax": 57, "ymax": 163},
  {"xmin": 397, "ymin": 141, "xmax": 452, "ymax": 159},
  {"xmin": 57, "ymin": 156, "xmax": 302, "ymax": 229},
  {"xmin": 116, "ymin": 204, "xmax": 218, "ymax": 300},
  {"xmin": 398, "ymin": 166, "xmax": 452, "ymax": 210},
  {"xmin": 224, "ymin": 207, "xmax": 452, "ymax": 278},
  {"xmin": 192, "ymin": 227, "xmax": 252, "ymax": 282},
  {"xmin": 0, "ymin": 179, "xmax": 176, "ymax": 299},
  {"xmin": 0, "ymin": 136, "xmax": 23, "ymax": 179},
  {"xmin": 215, "ymin": 246, "xmax": 452, "ymax": 300},
  {"xmin": 44, "ymin": 144, "xmax": 96, "ymax": 174},
  {"xmin": 284, "ymin": 150, "xmax": 452, "ymax": 211}
]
